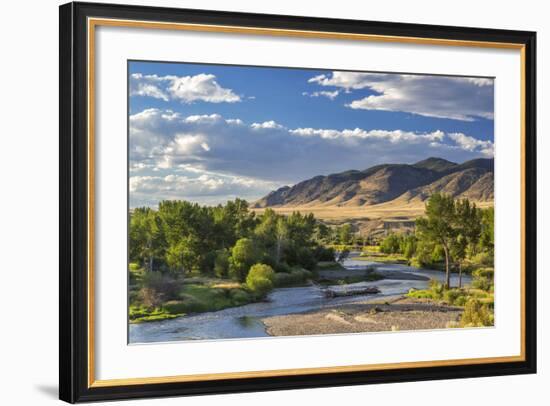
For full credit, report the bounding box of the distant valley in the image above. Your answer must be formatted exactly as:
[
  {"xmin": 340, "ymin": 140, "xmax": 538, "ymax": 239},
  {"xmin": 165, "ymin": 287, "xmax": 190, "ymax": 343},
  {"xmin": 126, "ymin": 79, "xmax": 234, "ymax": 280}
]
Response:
[{"xmin": 252, "ymin": 157, "xmax": 494, "ymax": 233}]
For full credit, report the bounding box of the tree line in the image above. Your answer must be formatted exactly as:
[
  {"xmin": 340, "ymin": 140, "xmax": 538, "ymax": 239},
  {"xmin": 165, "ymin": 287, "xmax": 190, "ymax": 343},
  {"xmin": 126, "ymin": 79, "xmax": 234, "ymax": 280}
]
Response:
[
  {"xmin": 130, "ymin": 199, "xmax": 335, "ymax": 282},
  {"xmin": 379, "ymin": 193, "xmax": 494, "ymax": 288}
]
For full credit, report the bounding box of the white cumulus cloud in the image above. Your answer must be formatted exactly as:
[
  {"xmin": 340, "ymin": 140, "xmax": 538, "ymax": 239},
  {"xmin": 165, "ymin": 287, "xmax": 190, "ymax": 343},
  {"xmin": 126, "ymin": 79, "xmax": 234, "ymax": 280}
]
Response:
[
  {"xmin": 308, "ymin": 71, "xmax": 494, "ymax": 121},
  {"xmin": 130, "ymin": 73, "xmax": 242, "ymax": 103},
  {"xmin": 130, "ymin": 108, "xmax": 494, "ymax": 198},
  {"xmin": 448, "ymin": 132, "xmax": 494, "ymax": 157}
]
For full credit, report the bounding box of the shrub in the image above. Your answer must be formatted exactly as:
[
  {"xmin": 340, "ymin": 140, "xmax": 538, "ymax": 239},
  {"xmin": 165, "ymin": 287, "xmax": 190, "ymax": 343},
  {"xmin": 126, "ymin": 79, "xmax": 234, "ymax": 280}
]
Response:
[
  {"xmin": 471, "ymin": 267, "xmax": 494, "ymax": 292},
  {"xmin": 246, "ymin": 263, "xmax": 275, "ymax": 297},
  {"xmin": 460, "ymin": 298, "xmax": 494, "ymax": 327},
  {"xmin": 230, "ymin": 289, "xmax": 251, "ymax": 305},
  {"xmin": 380, "ymin": 234, "xmax": 401, "ymax": 254},
  {"xmin": 274, "ymin": 268, "xmax": 312, "ymax": 287},
  {"xmin": 429, "ymin": 279, "xmax": 444, "ymax": 299},
  {"xmin": 472, "ymin": 276, "xmax": 493, "ymax": 291},
  {"xmin": 296, "ymin": 246, "xmax": 318, "ymax": 270},
  {"xmin": 274, "ymin": 261, "xmax": 292, "ymax": 273},
  {"xmin": 473, "ymin": 267, "xmax": 494, "ymax": 279},
  {"xmin": 139, "ymin": 272, "xmax": 179, "ymax": 308},
  {"xmin": 443, "ymin": 289, "xmax": 462, "ymax": 305},
  {"xmin": 129, "ymin": 263, "xmax": 143, "ymax": 285},
  {"xmin": 162, "ymin": 300, "xmax": 188, "ymax": 315},
  {"xmin": 454, "ymin": 295, "xmax": 468, "ymax": 306},
  {"xmin": 471, "ymin": 252, "xmax": 494, "ymax": 267},
  {"xmin": 314, "ymin": 246, "xmax": 336, "ymax": 262}
]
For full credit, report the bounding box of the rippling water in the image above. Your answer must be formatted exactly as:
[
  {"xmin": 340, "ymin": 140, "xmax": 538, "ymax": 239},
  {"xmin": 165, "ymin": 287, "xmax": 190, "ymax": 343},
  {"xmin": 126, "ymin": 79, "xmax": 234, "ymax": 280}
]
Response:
[{"xmin": 129, "ymin": 254, "xmax": 470, "ymax": 343}]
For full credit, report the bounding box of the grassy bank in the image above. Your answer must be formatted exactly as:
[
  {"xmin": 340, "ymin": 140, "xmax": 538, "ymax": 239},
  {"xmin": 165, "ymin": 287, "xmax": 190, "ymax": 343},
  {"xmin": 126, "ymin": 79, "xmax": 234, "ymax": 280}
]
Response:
[
  {"xmin": 357, "ymin": 246, "xmax": 409, "ymax": 264},
  {"xmin": 130, "ymin": 277, "xmax": 256, "ymax": 323},
  {"xmin": 130, "ymin": 265, "xmax": 316, "ymax": 323},
  {"xmin": 406, "ymin": 268, "xmax": 494, "ymax": 327}
]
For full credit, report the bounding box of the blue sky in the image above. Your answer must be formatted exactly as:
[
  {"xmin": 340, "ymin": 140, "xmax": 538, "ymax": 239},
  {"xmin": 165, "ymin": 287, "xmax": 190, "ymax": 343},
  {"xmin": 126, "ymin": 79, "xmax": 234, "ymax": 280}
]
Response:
[{"xmin": 128, "ymin": 61, "xmax": 494, "ymax": 207}]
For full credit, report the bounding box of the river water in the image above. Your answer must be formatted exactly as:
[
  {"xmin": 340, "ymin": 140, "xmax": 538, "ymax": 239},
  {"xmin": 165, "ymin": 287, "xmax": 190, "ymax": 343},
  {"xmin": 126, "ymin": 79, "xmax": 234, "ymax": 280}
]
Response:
[{"xmin": 129, "ymin": 254, "xmax": 470, "ymax": 344}]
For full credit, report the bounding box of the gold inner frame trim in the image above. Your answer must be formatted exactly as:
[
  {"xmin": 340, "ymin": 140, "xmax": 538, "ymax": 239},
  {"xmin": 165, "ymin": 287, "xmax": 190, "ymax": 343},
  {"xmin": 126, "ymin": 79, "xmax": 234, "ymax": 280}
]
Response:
[{"xmin": 87, "ymin": 17, "xmax": 527, "ymax": 388}]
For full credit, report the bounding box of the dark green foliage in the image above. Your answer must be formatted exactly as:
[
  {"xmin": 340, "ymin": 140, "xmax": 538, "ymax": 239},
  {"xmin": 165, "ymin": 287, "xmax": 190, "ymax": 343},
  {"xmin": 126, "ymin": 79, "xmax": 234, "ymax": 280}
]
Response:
[
  {"xmin": 274, "ymin": 268, "xmax": 312, "ymax": 287},
  {"xmin": 129, "ymin": 207, "xmax": 166, "ymax": 272},
  {"xmin": 274, "ymin": 261, "xmax": 293, "ymax": 273},
  {"xmin": 139, "ymin": 272, "xmax": 180, "ymax": 308},
  {"xmin": 416, "ymin": 193, "xmax": 457, "ymax": 288},
  {"xmin": 313, "ymin": 246, "xmax": 336, "ymax": 262},
  {"xmin": 130, "ymin": 199, "xmax": 329, "ymax": 290},
  {"xmin": 479, "ymin": 207, "xmax": 494, "ymax": 256},
  {"xmin": 414, "ymin": 194, "xmax": 493, "ymax": 288},
  {"xmin": 214, "ymin": 249, "xmax": 230, "ymax": 278}
]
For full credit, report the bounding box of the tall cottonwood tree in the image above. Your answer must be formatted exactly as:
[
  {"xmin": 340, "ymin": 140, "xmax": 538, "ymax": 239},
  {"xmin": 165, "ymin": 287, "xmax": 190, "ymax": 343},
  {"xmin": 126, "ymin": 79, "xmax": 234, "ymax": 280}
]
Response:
[
  {"xmin": 416, "ymin": 193, "xmax": 457, "ymax": 288},
  {"xmin": 453, "ymin": 198, "xmax": 482, "ymax": 287}
]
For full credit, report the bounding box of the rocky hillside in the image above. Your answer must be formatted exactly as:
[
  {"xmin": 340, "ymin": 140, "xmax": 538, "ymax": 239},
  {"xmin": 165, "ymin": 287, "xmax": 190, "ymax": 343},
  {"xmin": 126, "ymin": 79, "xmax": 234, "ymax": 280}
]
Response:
[{"xmin": 253, "ymin": 157, "xmax": 494, "ymax": 208}]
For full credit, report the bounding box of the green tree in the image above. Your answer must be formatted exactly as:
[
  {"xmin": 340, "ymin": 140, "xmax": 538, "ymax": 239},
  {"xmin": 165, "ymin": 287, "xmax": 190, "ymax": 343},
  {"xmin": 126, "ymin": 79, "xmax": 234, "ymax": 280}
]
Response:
[
  {"xmin": 315, "ymin": 222, "xmax": 331, "ymax": 243},
  {"xmin": 416, "ymin": 193, "xmax": 457, "ymax": 288},
  {"xmin": 275, "ymin": 217, "xmax": 288, "ymax": 264},
  {"xmin": 453, "ymin": 199, "xmax": 482, "ymax": 287},
  {"xmin": 380, "ymin": 233, "xmax": 401, "ymax": 254},
  {"xmin": 229, "ymin": 238, "xmax": 258, "ymax": 281},
  {"xmin": 129, "ymin": 208, "xmax": 165, "ymax": 272},
  {"xmin": 338, "ymin": 224, "xmax": 353, "ymax": 245},
  {"xmin": 401, "ymin": 234, "xmax": 417, "ymax": 259},
  {"xmin": 246, "ymin": 263, "xmax": 275, "ymax": 297},
  {"xmin": 479, "ymin": 207, "xmax": 494, "ymax": 256},
  {"xmin": 165, "ymin": 235, "xmax": 200, "ymax": 275}
]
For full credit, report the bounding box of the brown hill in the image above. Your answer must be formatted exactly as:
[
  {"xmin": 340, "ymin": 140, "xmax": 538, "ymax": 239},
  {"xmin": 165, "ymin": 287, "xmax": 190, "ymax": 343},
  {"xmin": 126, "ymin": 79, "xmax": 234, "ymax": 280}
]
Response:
[{"xmin": 253, "ymin": 157, "xmax": 493, "ymax": 209}]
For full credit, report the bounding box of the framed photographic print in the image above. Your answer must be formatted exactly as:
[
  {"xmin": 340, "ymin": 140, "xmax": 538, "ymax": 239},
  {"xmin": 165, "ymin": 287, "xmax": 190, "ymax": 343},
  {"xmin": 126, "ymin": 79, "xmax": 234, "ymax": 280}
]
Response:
[{"xmin": 59, "ymin": 2, "xmax": 537, "ymax": 403}]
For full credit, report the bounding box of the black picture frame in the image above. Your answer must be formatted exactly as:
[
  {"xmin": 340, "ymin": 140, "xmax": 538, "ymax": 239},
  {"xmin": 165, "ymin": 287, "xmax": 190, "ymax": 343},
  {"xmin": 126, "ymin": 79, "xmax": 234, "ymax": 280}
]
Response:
[{"xmin": 59, "ymin": 1, "xmax": 537, "ymax": 403}]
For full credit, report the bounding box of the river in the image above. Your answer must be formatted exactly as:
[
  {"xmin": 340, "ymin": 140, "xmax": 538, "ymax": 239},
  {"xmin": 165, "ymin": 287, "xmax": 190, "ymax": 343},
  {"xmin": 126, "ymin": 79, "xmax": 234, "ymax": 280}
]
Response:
[{"xmin": 129, "ymin": 253, "xmax": 470, "ymax": 344}]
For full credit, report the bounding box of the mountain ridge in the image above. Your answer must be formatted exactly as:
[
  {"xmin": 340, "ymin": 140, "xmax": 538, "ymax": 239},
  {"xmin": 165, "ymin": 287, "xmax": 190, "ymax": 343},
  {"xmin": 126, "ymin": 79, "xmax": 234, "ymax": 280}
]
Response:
[{"xmin": 253, "ymin": 157, "xmax": 494, "ymax": 209}]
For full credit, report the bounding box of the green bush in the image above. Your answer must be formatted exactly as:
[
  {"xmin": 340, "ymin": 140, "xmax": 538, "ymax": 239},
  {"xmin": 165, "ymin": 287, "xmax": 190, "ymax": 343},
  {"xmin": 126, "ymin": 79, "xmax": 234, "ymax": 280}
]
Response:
[
  {"xmin": 314, "ymin": 246, "xmax": 336, "ymax": 262},
  {"xmin": 274, "ymin": 268, "xmax": 312, "ymax": 287},
  {"xmin": 460, "ymin": 298, "xmax": 494, "ymax": 327},
  {"xmin": 246, "ymin": 263, "xmax": 275, "ymax": 297},
  {"xmin": 473, "ymin": 267, "xmax": 494, "ymax": 279},
  {"xmin": 472, "ymin": 276, "xmax": 493, "ymax": 291},
  {"xmin": 454, "ymin": 295, "xmax": 468, "ymax": 306},
  {"xmin": 443, "ymin": 289, "xmax": 462, "ymax": 305},
  {"xmin": 429, "ymin": 279, "xmax": 444, "ymax": 299},
  {"xmin": 161, "ymin": 300, "xmax": 188, "ymax": 314},
  {"xmin": 274, "ymin": 261, "xmax": 292, "ymax": 273},
  {"xmin": 407, "ymin": 288, "xmax": 437, "ymax": 300},
  {"xmin": 296, "ymin": 246, "xmax": 318, "ymax": 270},
  {"xmin": 380, "ymin": 234, "xmax": 401, "ymax": 254},
  {"xmin": 139, "ymin": 272, "xmax": 180, "ymax": 307},
  {"xmin": 471, "ymin": 267, "xmax": 494, "ymax": 292},
  {"xmin": 471, "ymin": 252, "xmax": 494, "ymax": 266},
  {"xmin": 230, "ymin": 289, "xmax": 252, "ymax": 305}
]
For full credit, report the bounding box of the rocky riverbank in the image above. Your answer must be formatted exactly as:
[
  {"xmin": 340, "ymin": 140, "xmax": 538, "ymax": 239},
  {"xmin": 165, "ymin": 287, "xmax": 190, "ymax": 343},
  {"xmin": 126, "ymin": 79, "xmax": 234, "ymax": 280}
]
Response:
[{"xmin": 262, "ymin": 296, "xmax": 463, "ymax": 336}]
